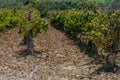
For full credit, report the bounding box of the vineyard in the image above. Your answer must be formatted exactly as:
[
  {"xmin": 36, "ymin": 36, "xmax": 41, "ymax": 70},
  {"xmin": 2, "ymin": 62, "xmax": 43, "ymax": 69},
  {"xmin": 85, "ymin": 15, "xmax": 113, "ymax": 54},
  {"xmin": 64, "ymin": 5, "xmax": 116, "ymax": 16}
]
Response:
[
  {"xmin": 49, "ymin": 9, "xmax": 120, "ymax": 69},
  {"xmin": 0, "ymin": 0, "xmax": 120, "ymax": 80}
]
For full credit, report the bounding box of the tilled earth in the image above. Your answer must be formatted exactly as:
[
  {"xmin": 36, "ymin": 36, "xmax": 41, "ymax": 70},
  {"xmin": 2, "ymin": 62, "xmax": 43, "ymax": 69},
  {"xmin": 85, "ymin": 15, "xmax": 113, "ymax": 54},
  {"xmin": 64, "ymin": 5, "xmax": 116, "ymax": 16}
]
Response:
[{"xmin": 0, "ymin": 24, "xmax": 120, "ymax": 80}]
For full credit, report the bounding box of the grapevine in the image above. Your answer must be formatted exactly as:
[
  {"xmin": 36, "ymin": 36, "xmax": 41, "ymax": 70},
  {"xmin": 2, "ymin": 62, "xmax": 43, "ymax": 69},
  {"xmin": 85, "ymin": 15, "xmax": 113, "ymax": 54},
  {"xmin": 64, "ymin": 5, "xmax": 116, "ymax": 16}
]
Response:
[{"xmin": 0, "ymin": 8, "xmax": 48, "ymax": 54}]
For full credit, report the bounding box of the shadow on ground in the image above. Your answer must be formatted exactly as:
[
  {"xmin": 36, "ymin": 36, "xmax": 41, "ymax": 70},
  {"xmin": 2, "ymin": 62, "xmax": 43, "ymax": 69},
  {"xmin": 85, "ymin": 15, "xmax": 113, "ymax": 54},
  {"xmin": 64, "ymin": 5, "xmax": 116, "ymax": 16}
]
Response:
[
  {"xmin": 89, "ymin": 66, "xmax": 120, "ymax": 76},
  {"xmin": 14, "ymin": 49, "xmax": 46, "ymax": 60}
]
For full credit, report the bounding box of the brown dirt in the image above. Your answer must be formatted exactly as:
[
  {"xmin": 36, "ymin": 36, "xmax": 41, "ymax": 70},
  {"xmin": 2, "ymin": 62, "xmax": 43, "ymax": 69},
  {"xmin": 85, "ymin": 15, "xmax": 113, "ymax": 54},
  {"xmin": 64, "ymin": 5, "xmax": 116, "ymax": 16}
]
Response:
[{"xmin": 0, "ymin": 23, "xmax": 120, "ymax": 80}]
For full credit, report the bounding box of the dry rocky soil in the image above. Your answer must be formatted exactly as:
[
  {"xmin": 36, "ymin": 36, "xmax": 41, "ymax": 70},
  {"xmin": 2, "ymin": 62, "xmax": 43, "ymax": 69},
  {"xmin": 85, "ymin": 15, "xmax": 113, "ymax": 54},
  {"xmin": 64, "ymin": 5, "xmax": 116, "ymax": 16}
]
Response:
[{"xmin": 0, "ymin": 23, "xmax": 120, "ymax": 80}]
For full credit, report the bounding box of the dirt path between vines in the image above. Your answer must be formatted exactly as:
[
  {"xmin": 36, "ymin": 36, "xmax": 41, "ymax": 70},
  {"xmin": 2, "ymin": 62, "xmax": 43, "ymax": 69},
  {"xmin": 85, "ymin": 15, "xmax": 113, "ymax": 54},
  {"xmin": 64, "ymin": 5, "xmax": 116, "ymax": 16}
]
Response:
[{"xmin": 0, "ymin": 23, "xmax": 120, "ymax": 80}]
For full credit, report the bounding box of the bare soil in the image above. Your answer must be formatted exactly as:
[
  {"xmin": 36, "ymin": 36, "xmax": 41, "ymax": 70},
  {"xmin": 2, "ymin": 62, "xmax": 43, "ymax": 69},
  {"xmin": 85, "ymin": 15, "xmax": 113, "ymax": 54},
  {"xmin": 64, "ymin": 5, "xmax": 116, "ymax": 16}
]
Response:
[{"xmin": 0, "ymin": 23, "xmax": 120, "ymax": 80}]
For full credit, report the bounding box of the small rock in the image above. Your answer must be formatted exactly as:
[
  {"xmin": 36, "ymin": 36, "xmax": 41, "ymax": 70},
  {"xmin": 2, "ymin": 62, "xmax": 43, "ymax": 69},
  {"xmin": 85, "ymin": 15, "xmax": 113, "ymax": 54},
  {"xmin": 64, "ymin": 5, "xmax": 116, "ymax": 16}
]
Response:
[{"xmin": 56, "ymin": 54, "xmax": 63, "ymax": 58}]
